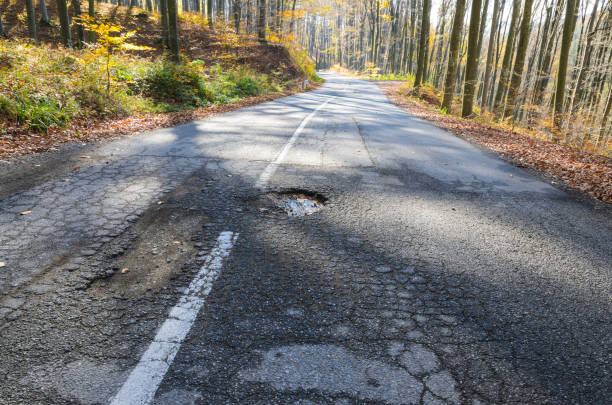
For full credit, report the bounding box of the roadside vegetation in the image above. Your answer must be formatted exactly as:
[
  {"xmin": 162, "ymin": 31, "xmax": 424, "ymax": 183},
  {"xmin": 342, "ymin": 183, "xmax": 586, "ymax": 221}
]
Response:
[{"xmin": 0, "ymin": 1, "xmax": 319, "ymax": 154}]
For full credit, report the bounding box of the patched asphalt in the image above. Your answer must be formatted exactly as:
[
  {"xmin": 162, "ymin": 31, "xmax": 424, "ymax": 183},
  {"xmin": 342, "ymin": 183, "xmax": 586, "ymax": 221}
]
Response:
[{"xmin": 0, "ymin": 74, "xmax": 610, "ymax": 404}]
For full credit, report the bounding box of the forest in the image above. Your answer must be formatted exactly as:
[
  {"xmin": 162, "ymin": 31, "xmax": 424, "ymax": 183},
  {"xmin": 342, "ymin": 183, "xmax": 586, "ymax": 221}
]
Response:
[{"xmin": 0, "ymin": 0, "xmax": 611, "ymax": 156}]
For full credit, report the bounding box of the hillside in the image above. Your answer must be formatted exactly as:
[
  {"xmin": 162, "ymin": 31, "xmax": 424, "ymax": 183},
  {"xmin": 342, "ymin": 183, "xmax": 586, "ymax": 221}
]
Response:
[{"xmin": 0, "ymin": 3, "xmax": 315, "ymax": 158}]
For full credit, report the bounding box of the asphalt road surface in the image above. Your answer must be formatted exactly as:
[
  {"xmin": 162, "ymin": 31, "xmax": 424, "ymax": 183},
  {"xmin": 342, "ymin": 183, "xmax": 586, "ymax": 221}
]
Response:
[{"xmin": 0, "ymin": 74, "xmax": 610, "ymax": 405}]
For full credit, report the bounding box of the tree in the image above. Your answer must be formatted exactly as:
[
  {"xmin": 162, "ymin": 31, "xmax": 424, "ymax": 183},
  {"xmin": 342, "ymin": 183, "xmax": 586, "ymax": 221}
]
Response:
[
  {"xmin": 462, "ymin": 0, "xmax": 483, "ymax": 117},
  {"xmin": 480, "ymin": 0, "xmax": 500, "ymax": 110},
  {"xmin": 503, "ymin": 0, "xmax": 534, "ymax": 118},
  {"xmin": 40, "ymin": 0, "xmax": 50, "ymax": 26},
  {"xmin": 233, "ymin": 0, "xmax": 241, "ymax": 32},
  {"xmin": 167, "ymin": 0, "xmax": 180, "ymax": 61},
  {"xmin": 25, "ymin": 0, "xmax": 37, "ymax": 40},
  {"xmin": 414, "ymin": 0, "xmax": 431, "ymax": 88},
  {"xmin": 554, "ymin": 0, "xmax": 579, "ymax": 129},
  {"xmin": 207, "ymin": 0, "xmax": 213, "ymax": 28},
  {"xmin": 56, "ymin": 0, "xmax": 72, "ymax": 47},
  {"xmin": 160, "ymin": 0, "xmax": 169, "ymax": 47},
  {"xmin": 441, "ymin": 0, "xmax": 467, "ymax": 111},
  {"xmin": 88, "ymin": 0, "xmax": 95, "ymax": 42},
  {"xmin": 257, "ymin": 0, "xmax": 266, "ymax": 42},
  {"xmin": 493, "ymin": 0, "xmax": 520, "ymax": 111},
  {"xmin": 74, "ymin": 0, "xmax": 86, "ymax": 46},
  {"xmin": 0, "ymin": 13, "xmax": 5, "ymax": 37}
]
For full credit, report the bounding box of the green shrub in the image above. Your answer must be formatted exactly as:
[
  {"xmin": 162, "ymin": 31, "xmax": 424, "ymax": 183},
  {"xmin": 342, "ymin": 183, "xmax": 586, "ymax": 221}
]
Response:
[
  {"xmin": 232, "ymin": 76, "xmax": 259, "ymax": 97},
  {"xmin": 76, "ymin": 84, "xmax": 130, "ymax": 118},
  {"xmin": 139, "ymin": 61, "xmax": 213, "ymax": 107}
]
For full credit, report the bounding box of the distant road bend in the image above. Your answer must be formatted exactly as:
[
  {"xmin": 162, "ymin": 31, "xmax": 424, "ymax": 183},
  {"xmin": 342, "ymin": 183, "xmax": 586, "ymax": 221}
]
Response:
[{"xmin": 0, "ymin": 74, "xmax": 610, "ymax": 404}]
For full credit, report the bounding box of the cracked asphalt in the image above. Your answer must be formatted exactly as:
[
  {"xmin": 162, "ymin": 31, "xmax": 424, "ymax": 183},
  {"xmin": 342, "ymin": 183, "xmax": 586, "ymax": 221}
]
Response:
[{"xmin": 0, "ymin": 74, "xmax": 610, "ymax": 404}]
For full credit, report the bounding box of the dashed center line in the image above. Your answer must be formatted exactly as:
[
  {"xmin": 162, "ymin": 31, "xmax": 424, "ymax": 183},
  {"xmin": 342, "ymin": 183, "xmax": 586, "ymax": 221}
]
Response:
[
  {"xmin": 111, "ymin": 93, "xmax": 334, "ymax": 404},
  {"xmin": 110, "ymin": 231, "xmax": 238, "ymax": 405},
  {"xmin": 255, "ymin": 96, "xmax": 335, "ymax": 189}
]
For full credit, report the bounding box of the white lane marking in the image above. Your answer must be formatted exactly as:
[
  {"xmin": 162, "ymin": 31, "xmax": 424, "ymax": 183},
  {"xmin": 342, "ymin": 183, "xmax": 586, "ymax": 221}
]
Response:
[
  {"xmin": 110, "ymin": 231, "xmax": 239, "ymax": 405},
  {"xmin": 255, "ymin": 96, "xmax": 335, "ymax": 189}
]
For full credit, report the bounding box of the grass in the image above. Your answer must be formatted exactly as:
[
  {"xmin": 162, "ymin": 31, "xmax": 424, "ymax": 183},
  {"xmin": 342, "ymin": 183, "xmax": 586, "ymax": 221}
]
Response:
[{"xmin": 0, "ymin": 38, "xmax": 287, "ymax": 134}]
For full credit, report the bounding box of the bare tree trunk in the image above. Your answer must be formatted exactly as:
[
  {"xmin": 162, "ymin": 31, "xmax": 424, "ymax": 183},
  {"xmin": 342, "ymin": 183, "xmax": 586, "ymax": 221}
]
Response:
[
  {"xmin": 56, "ymin": 0, "xmax": 72, "ymax": 47},
  {"xmin": 569, "ymin": 0, "xmax": 600, "ymax": 117},
  {"xmin": 257, "ymin": 0, "xmax": 266, "ymax": 42},
  {"xmin": 40, "ymin": 0, "xmax": 50, "ymax": 25},
  {"xmin": 25, "ymin": 0, "xmax": 37, "ymax": 40},
  {"xmin": 554, "ymin": 0, "xmax": 579, "ymax": 130},
  {"xmin": 207, "ymin": 0, "xmax": 214, "ymax": 28},
  {"xmin": 414, "ymin": 0, "xmax": 431, "ymax": 88},
  {"xmin": 599, "ymin": 86, "xmax": 612, "ymax": 142},
  {"xmin": 493, "ymin": 0, "xmax": 520, "ymax": 111},
  {"xmin": 88, "ymin": 0, "xmax": 95, "ymax": 42},
  {"xmin": 160, "ymin": 0, "xmax": 169, "ymax": 47},
  {"xmin": 503, "ymin": 0, "xmax": 534, "ymax": 118},
  {"xmin": 0, "ymin": 14, "xmax": 5, "ymax": 37},
  {"xmin": 461, "ymin": 0, "xmax": 482, "ymax": 117},
  {"xmin": 167, "ymin": 0, "xmax": 180, "ymax": 61},
  {"xmin": 441, "ymin": 0, "xmax": 467, "ymax": 111},
  {"xmin": 480, "ymin": 0, "xmax": 500, "ymax": 110},
  {"xmin": 74, "ymin": 0, "xmax": 85, "ymax": 46},
  {"xmin": 233, "ymin": 0, "xmax": 241, "ymax": 32}
]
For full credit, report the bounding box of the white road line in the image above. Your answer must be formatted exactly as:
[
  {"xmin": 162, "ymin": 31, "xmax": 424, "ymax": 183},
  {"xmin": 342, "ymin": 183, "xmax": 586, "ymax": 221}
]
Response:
[
  {"xmin": 110, "ymin": 231, "xmax": 239, "ymax": 405},
  {"xmin": 111, "ymin": 92, "xmax": 333, "ymax": 404},
  {"xmin": 255, "ymin": 96, "xmax": 335, "ymax": 189}
]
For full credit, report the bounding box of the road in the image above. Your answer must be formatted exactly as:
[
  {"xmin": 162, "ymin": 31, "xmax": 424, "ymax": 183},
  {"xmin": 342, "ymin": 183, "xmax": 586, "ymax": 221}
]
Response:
[{"xmin": 0, "ymin": 74, "xmax": 610, "ymax": 404}]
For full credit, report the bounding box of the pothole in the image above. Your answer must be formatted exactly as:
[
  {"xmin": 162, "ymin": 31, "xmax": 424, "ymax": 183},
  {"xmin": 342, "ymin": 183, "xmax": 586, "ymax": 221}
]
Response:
[{"xmin": 252, "ymin": 189, "xmax": 328, "ymax": 217}]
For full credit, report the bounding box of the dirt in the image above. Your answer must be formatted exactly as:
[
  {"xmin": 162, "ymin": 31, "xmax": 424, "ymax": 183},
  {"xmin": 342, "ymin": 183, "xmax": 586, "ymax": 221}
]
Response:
[
  {"xmin": 90, "ymin": 177, "xmax": 208, "ymax": 297},
  {"xmin": 378, "ymin": 81, "xmax": 612, "ymax": 203}
]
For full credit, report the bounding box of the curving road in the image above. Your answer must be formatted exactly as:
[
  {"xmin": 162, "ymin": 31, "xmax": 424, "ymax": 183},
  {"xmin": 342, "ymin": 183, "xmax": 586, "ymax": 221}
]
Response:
[{"xmin": 0, "ymin": 74, "xmax": 610, "ymax": 404}]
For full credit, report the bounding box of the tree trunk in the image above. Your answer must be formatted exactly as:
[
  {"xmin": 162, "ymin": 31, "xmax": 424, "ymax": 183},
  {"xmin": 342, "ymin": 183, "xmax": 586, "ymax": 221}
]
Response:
[
  {"xmin": 493, "ymin": 0, "xmax": 520, "ymax": 111},
  {"xmin": 569, "ymin": 0, "xmax": 600, "ymax": 117},
  {"xmin": 414, "ymin": 0, "xmax": 431, "ymax": 88},
  {"xmin": 56, "ymin": 0, "xmax": 72, "ymax": 47},
  {"xmin": 257, "ymin": 0, "xmax": 266, "ymax": 42},
  {"xmin": 480, "ymin": 0, "xmax": 500, "ymax": 110},
  {"xmin": 167, "ymin": 0, "xmax": 180, "ymax": 61},
  {"xmin": 40, "ymin": 0, "xmax": 50, "ymax": 25},
  {"xmin": 554, "ymin": 0, "xmax": 578, "ymax": 130},
  {"xmin": 74, "ymin": 0, "xmax": 85, "ymax": 46},
  {"xmin": 233, "ymin": 0, "xmax": 241, "ymax": 32},
  {"xmin": 25, "ymin": 0, "xmax": 37, "ymax": 40},
  {"xmin": 207, "ymin": 0, "xmax": 213, "ymax": 28},
  {"xmin": 441, "ymin": 0, "xmax": 467, "ymax": 111},
  {"xmin": 599, "ymin": 86, "xmax": 612, "ymax": 142},
  {"xmin": 289, "ymin": 0, "xmax": 297, "ymax": 34},
  {"xmin": 218, "ymin": 0, "xmax": 224, "ymax": 20},
  {"xmin": 503, "ymin": 0, "xmax": 534, "ymax": 118},
  {"xmin": 461, "ymin": 0, "xmax": 482, "ymax": 117},
  {"xmin": 87, "ymin": 0, "xmax": 95, "ymax": 42},
  {"xmin": 160, "ymin": 0, "xmax": 169, "ymax": 47},
  {"xmin": 0, "ymin": 14, "xmax": 5, "ymax": 37}
]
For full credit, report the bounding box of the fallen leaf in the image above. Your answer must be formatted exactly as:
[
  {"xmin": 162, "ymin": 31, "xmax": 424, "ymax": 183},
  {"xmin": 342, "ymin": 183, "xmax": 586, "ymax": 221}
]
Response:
[{"xmin": 19, "ymin": 210, "xmax": 32, "ymax": 215}]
